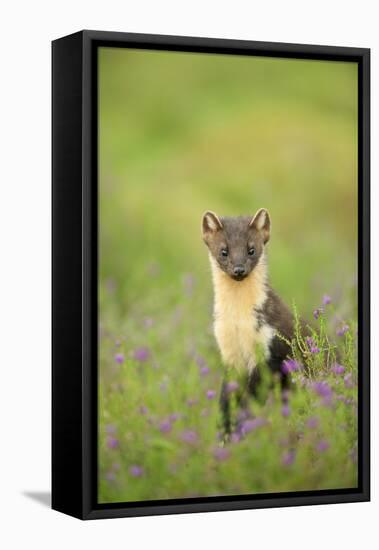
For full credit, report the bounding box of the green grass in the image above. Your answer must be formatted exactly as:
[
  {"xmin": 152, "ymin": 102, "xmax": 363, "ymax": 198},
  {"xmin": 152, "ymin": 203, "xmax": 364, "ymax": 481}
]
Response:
[{"xmin": 98, "ymin": 48, "xmax": 358, "ymax": 503}]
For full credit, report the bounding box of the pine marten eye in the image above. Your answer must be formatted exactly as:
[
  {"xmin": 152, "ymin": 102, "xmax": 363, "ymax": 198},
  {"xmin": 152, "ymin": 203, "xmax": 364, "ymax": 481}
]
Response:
[
  {"xmin": 221, "ymin": 248, "xmax": 228, "ymax": 257},
  {"xmin": 248, "ymin": 247, "xmax": 255, "ymax": 256}
]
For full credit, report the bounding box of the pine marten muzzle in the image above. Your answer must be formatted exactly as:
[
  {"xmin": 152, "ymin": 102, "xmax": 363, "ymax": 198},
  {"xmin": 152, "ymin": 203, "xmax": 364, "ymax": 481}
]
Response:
[{"xmin": 202, "ymin": 209, "xmax": 297, "ymax": 435}]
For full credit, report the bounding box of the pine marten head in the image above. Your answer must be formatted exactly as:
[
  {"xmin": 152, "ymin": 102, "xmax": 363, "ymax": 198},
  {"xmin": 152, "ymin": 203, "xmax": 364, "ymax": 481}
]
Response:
[{"xmin": 202, "ymin": 209, "xmax": 271, "ymax": 281}]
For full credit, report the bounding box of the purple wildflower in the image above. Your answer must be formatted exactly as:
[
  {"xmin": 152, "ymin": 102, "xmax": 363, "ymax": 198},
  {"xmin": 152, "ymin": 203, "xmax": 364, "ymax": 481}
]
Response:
[
  {"xmin": 313, "ymin": 308, "xmax": 323, "ymax": 320},
  {"xmin": 281, "ymin": 358, "xmax": 301, "ymax": 374},
  {"xmin": 322, "ymin": 294, "xmax": 332, "ymax": 305},
  {"xmin": 143, "ymin": 317, "xmax": 154, "ymax": 329},
  {"xmin": 281, "ymin": 404, "xmax": 290, "ymax": 418},
  {"xmin": 129, "ymin": 465, "xmax": 144, "ymax": 478},
  {"xmin": 316, "ymin": 439, "xmax": 330, "ymax": 453},
  {"xmin": 187, "ymin": 397, "xmax": 198, "ymax": 407},
  {"xmin": 105, "ymin": 471, "xmax": 116, "ymax": 482},
  {"xmin": 200, "ymin": 365, "xmax": 210, "ymax": 376},
  {"xmin": 114, "ymin": 353, "xmax": 124, "ymax": 364},
  {"xmin": 236, "ymin": 408, "xmax": 251, "ymax": 422},
  {"xmin": 105, "ymin": 277, "xmax": 116, "ymax": 293},
  {"xmin": 282, "ymin": 450, "xmax": 296, "ymax": 466},
  {"xmin": 306, "ymin": 337, "xmax": 320, "ymax": 354},
  {"xmin": 106, "ymin": 436, "xmax": 119, "ymax": 449},
  {"xmin": 180, "ymin": 430, "xmax": 199, "ymax": 445},
  {"xmin": 230, "ymin": 432, "xmax": 241, "ymax": 444},
  {"xmin": 159, "ymin": 420, "xmax": 172, "ymax": 434},
  {"xmin": 344, "ymin": 397, "xmax": 354, "ymax": 406},
  {"xmin": 323, "ymin": 395, "xmax": 334, "ymax": 407},
  {"xmin": 105, "ymin": 424, "xmax": 116, "ymax": 434},
  {"xmin": 331, "ymin": 363, "xmax": 345, "ymax": 375},
  {"xmin": 183, "ymin": 273, "xmax": 196, "ymax": 296},
  {"xmin": 169, "ymin": 413, "xmax": 180, "ymax": 422},
  {"xmin": 282, "ymin": 389, "xmax": 290, "ymax": 402},
  {"xmin": 195, "ymin": 355, "xmax": 207, "ymax": 368},
  {"xmin": 226, "ymin": 381, "xmax": 239, "ymax": 394},
  {"xmin": 206, "ymin": 389, "xmax": 216, "ymax": 400},
  {"xmin": 312, "ymin": 381, "xmax": 333, "ymax": 398},
  {"xmin": 344, "ymin": 373, "xmax": 354, "ymax": 388},
  {"xmin": 133, "ymin": 347, "xmax": 150, "ymax": 362},
  {"xmin": 337, "ymin": 324, "xmax": 349, "ymax": 337},
  {"xmin": 240, "ymin": 417, "xmax": 265, "ymax": 435},
  {"xmin": 159, "ymin": 380, "xmax": 168, "ymax": 393},
  {"xmin": 213, "ymin": 446, "xmax": 231, "ymax": 462},
  {"xmin": 306, "ymin": 416, "xmax": 319, "ymax": 429},
  {"xmin": 139, "ymin": 405, "xmax": 148, "ymax": 415}
]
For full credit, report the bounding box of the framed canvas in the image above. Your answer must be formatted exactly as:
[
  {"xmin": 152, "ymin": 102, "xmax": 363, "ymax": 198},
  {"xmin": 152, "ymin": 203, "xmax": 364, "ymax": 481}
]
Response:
[{"xmin": 52, "ymin": 30, "xmax": 370, "ymax": 520}]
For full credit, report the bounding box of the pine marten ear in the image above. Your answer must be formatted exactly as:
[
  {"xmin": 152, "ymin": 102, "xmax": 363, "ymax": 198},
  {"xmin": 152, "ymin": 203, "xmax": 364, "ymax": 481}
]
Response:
[
  {"xmin": 202, "ymin": 211, "xmax": 223, "ymax": 237},
  {"xmin": 249, "ymin": 208, "xmax": 271, "ymax": 244}
]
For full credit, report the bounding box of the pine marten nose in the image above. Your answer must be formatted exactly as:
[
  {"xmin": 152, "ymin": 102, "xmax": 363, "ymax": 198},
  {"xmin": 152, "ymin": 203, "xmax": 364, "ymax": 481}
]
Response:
[{"xmin": 233, "ymin": 265, "xmax": 246, "ymax": 276}]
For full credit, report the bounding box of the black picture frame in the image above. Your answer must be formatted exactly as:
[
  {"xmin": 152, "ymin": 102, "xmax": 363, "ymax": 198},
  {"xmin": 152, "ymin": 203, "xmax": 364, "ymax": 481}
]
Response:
[{"xmin": 52, "ymin": 30, "xmax": 370, "ymax": 520}]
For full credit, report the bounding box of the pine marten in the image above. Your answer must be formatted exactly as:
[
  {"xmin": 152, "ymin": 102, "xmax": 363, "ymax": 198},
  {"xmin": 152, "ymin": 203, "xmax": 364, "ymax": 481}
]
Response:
[{"xmin": 202, "ymin": 208, "xmax": 298, "ymax": 435}]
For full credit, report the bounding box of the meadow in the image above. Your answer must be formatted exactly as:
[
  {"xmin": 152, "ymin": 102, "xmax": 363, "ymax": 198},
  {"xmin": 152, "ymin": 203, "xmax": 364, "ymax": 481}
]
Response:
[{"xmin": 98, "ymin": 47, "xmax": 358, "ymax": 503}]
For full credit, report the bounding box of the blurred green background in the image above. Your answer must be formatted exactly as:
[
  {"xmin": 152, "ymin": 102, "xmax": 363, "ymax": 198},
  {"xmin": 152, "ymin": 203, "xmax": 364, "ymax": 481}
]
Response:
[
  {"xmin": 98, "ymin": 48, "xmax": 358, "ymax": 503},
  {"xmin": 99, "ymin": 47, "xmax": 357, "ymax": 317}
]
